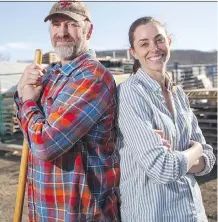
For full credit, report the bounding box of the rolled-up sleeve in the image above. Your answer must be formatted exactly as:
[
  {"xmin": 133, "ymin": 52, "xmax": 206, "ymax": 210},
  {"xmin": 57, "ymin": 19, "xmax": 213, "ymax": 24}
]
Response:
[
  {"xmin": 180, "ymin": 88, "xmax": 216, "ymax": 176},
  {"xmin": 190, "ymin": 109, "xmax": 216, "ymax": 176},
  {"xmin": 117, "ymin": 84, "xmax": 188, "ymax": 185}
]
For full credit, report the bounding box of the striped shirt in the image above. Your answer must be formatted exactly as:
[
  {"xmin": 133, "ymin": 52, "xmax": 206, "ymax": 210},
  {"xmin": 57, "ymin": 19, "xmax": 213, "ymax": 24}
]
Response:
[
  {"xmin": 15, "ymin": 50, "xmax": 120, "ymax": 222},
  {"xmin": 116, "ymin": 68, "xmax": 216, "ymax": 222}
]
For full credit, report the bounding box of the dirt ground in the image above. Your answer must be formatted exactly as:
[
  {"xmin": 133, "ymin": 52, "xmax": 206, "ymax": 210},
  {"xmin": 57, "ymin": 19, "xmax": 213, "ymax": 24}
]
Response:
[{"xmin": 0, "ymin": 150, "xmax": 217, "ymax": 222}]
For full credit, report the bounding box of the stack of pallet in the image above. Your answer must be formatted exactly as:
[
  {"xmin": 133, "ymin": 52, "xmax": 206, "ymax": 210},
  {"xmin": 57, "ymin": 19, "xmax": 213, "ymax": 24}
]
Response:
[
  {"xmin": 207, "ymin": 65, "xmax": 217, "ymax": 88},
  {"xmin": 0, "ymin": 95, "xmax": 21, "ymax": 138},
  {"xmin": 185, "ymin": 89, "xmax": 217, "ymax": 153},
  {"xmin": 42, "ymin": 52, "xmax": 60, "ymax": 65},
  {"xmin": 178, "ymin": 66, "xmax": 213, "ymax": 89}
]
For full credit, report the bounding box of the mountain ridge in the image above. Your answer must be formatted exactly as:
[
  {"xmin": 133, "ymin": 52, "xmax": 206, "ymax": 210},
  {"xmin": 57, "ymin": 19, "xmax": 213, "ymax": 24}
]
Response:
[{"xmin": 96, "ymin": 49, "xmax": 217, "ymax": 65}]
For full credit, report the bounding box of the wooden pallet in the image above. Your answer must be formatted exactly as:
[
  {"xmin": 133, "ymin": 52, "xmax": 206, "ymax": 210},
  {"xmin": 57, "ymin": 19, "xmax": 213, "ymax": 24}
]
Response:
[
  {"xmin": 184, "ymin": 88, "xmax": 217, "ymax": 151},
  {"xmin": 184, "ymin": 88, "xmax": 217, "ymax": 100},
  {"xmin": 194, "ymin": 111, "xmax": 217, "ymax": 119},
  {"xmin": 179, "ymin": 73, "xmax": 211, "ymax": 89},
  {"xmin": 1, "ymin": 96, "xmax": 21, "ymax": 137}
]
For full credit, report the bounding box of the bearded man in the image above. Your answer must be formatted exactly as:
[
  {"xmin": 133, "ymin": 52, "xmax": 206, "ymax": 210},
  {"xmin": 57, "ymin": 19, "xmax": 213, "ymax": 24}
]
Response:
[{"xmin": 14, "ymin": 1, "xmax": 120, "ymax": 221}]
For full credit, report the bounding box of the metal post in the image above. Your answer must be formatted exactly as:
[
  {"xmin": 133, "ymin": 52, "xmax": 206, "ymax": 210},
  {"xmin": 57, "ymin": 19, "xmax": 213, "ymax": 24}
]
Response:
[{"xmin": 173, "ymin": 62, "xmax": 179, "ymax": 85}]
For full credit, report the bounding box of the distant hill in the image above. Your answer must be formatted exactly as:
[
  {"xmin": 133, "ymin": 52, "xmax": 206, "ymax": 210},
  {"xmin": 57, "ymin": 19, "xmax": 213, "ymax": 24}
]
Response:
[{"xmin": 96, "ymin": 49, "xmax": 217, "ymax": 65}]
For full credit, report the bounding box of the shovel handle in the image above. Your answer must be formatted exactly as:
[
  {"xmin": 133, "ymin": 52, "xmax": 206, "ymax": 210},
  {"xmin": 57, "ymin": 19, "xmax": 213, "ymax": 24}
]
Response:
[{"xmin": 13, "ymin": 49, "xmax": 42, "ymax": 222}]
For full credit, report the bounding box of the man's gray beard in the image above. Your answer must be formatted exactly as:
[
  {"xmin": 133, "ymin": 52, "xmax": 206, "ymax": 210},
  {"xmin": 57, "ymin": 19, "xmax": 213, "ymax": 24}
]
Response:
[{"xmin": 53, "ymin": 44, "xmax": 82, "ymax": 60}]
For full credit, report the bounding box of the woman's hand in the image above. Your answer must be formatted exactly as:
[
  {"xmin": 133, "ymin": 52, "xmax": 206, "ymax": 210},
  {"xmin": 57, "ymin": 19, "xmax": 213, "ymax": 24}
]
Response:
[
  {"xmin": 188, "ymin": 140, "xmax": 205, "ymax": 174},
  {"xmin": 154, "ymin": 130, "xmax": 172, "ymax": 152}
]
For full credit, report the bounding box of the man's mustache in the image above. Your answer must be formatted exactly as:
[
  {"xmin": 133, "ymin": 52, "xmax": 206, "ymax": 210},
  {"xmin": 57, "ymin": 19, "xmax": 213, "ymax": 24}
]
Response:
[{"xmin": 54, "ymin": 36, "xmax": 75, "ymax": 43}]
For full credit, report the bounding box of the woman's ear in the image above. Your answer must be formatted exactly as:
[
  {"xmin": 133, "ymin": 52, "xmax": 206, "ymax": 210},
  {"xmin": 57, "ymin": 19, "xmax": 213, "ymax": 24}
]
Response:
[
  {"xmin": 86, "ymin": 24, "xmax": 93, "ymax": 40},
  {"xmin": 129, "ymin": 48, "xmax": 138, "ymax": 60},
  {"xmin": 168, "ymin": 36, "xmax": 172, "ymax": 46}
]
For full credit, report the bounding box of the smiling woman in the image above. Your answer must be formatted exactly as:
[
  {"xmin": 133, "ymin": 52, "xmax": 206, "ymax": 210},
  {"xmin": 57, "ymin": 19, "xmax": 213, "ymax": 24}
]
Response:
[
  {"xmin": 129, "ymin": 17, "xmax": 171, "ymax": 76},
  {"xmin": 116, "ymin": 16, "xmax": 216, "ymax": 222}
]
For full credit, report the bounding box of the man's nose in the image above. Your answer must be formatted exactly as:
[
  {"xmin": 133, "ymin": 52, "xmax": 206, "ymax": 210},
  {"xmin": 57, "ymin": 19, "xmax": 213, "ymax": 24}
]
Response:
[{"xmin": 58, "ymin": 23, "xmax": 68, "ymax": 37}]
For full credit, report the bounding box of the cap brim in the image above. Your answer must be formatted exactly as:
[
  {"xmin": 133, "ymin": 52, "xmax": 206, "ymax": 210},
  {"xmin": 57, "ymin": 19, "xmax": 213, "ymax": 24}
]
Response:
[{"xmin": 44, "ymin": 12, "xmax": 88, "ymax": 22}]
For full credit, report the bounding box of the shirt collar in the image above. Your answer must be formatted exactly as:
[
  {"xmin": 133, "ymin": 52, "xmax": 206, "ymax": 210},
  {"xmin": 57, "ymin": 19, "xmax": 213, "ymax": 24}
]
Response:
[
  {"xmin": 50, "ymin": 49, "xmax": 96, "ymax": 77},
  {"xmin": 136, "ymin": 68, "xmax": 173, "ymax": 93}
]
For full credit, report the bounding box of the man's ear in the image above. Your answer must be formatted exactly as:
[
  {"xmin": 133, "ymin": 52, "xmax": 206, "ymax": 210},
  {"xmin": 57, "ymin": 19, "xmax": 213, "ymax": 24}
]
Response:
[
  {"xmin": 86, "ymin": 24, "xmax": 93, "ymax": 40},
  {"xmin": 129, "ymin": 47, "xmax": 137, "ymax": 60}
]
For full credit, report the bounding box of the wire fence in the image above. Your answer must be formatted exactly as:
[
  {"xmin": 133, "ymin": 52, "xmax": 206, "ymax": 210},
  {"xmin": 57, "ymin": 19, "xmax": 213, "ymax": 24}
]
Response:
[{"xmin": 168, "ymin": 63, "xmax": 217, "ymax": 88}]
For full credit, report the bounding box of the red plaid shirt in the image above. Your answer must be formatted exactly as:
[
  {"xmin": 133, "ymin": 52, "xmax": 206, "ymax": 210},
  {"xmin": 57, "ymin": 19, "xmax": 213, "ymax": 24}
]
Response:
[{"xmin": 15, "ymin": 51, "xmax": 120, "ymax": 221}]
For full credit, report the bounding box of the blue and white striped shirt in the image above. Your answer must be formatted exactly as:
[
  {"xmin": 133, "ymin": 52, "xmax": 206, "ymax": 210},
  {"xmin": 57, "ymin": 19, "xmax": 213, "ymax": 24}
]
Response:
[{"xmin": 116, "ymin": 68, "xmax": 216, "ymax": 222}]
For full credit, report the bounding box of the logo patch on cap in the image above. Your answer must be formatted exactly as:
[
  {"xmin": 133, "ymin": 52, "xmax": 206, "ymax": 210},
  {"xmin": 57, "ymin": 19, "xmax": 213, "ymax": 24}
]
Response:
[{"xmin": 59, "ymin": 1, "xmax": 72, "ymax": 8}]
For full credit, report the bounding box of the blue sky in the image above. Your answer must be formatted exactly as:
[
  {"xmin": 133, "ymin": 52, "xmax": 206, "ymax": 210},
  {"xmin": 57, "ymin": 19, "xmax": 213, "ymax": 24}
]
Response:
[{"xmin": 0, "ymin": 1, "xmax": 217, "ymax": 62}]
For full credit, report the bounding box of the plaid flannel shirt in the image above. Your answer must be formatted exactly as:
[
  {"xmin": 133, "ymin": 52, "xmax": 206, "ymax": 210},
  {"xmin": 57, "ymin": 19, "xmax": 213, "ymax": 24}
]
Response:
[{"xmin": 15, "ymin": 51, "xmax": 120, "ymax": 222}]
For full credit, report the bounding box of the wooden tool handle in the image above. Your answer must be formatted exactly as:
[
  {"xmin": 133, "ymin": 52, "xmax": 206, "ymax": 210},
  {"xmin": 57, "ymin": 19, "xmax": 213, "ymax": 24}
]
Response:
[
  {"xmin": 34, "ymin": 49, "xmax": 43, "ymax": 65},
  {"xmin": 13, "ymin": 141, "xmax": 29, "ymax": 222},
  {"xmin": 13, "ymin": 49, "xmax": 42, "ymax": 222}
]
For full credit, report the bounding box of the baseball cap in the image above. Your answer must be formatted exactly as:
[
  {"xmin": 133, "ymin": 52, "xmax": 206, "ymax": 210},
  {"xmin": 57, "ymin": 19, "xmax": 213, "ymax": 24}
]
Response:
[{"xmin": 44, "ymin": 0, "xmax": 91, "ymax": 23}]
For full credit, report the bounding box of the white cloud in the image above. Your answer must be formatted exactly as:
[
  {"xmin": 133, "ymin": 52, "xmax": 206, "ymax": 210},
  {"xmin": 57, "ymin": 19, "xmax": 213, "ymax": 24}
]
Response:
[
  {"xmin": 0, "ymin": 45, "xmax": 6, "ymax": 51},
  {"xmin": 0, "ymin": 42, "xmax": 35, "ymax": 50},
  {"xmin": 6, "ymin": 42, "xmax": 33, "ymax": 49}
]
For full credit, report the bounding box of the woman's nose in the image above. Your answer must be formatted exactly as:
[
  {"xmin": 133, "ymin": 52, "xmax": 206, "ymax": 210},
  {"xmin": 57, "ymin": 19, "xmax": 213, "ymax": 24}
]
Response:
[{"xmin": 149, "ymin": 41, "xmax": 159, "ymax": 51}]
